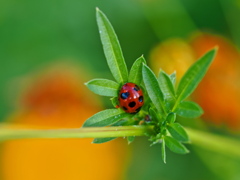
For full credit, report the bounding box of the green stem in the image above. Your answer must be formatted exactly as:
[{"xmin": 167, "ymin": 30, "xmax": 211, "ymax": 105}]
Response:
[
  {"xmin": 186, "ymin": 128, "xmax": 240, "ymax": 158},
  {"xmin": 0, "ymin": 125, "xmax": 154, "ymax": 141},
  {"xmin": 0, "ymin": 124, "xmax": 239, "ymax": 159},
  {"xmin": 171, "ymin": 100, "xmax": 179, "ymax": 112},
  {"xmin": 172, "ymin": 95, "xmax": 183, "ymax": 112}
]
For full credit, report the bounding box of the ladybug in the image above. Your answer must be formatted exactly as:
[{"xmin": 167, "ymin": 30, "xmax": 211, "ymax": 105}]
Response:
[{"xmin": 118, "ymin": 82, "xmax": 144, "ymax": 114}]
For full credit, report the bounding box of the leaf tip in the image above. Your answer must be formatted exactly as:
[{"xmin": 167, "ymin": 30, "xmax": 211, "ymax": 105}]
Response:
[
  {"xmin": 92, "ymin": 139, "xmax": 100, "ymax": 144},
  {"xmin": 96, "ymin": 7, "xmax": 104, "ymax": 17},
  {"xmin": 183, "ymin": 146, "xmax": 190, "ymax": 154},
  {"xmin": 82, "ymin": 119, "xmax": 91, "ymax": 127},
  {"xmin": 208, "ymin": 47, "xmax": 218, "ymax": 58},
  {"xmin": 81, "ymin": 123, "xmax": 87, "ymax": 128}
]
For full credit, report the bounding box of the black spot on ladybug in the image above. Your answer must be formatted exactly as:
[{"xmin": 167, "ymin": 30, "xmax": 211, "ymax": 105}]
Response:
[
  {"xmin": 129, "ymin": 101, "xmax": 136, "ymax": 108},
  {"xmin": 123, "ymin": 106, "xmax": 128, "ymax": 111},
  {"xmin": 121, "ymin": 92, "xmax": 129, "ymax": 99},
  {"xmin": 139, "ymin": 96, "xmax": 143, "ymax": 102},
  {"xmin": 133, "ymin": 85, "xmax": 140, "ymax": 91}
]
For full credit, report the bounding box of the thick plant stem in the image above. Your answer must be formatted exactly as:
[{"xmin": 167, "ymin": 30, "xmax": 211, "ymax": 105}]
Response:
[
  {"xmin": 186, "ymin": 127, "xmax": 240, "ymax": 158},
  {"xmin": 0, "ymin": 124, "xmax": 240, "ymax": 159},
  {"xmin": 0, "ymin": 124, "xmax": 154, "ymax": 141}
]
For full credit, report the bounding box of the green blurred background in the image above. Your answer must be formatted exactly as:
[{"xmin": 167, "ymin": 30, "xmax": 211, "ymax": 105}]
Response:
[{"xmin": 0, "ymin": 0, "xmax": 240, "ymax": 180}]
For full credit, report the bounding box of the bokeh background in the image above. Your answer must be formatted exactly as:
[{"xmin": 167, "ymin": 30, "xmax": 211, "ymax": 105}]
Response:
[{"xmin": 0, "ymin": 0, "xmax": 240, "ymax": 179}]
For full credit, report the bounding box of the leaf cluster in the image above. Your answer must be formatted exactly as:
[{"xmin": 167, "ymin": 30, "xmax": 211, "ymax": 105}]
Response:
[{"xmin": 82, "ymin": 8, "xmax": 217, "ymax": 163}]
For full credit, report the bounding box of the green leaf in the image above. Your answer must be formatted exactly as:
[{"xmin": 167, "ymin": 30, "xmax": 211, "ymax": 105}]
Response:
[
  {"xmin": 96, "ymin": 8, "xmax": 128, "ymax": 83},
  {"xmin": 166, "ymin": 112, "xmax": 176, "ymax": 123},
  {"xmin": 128, "ymin": 55, "xmax": 146, "ymax": 85},
  {"xmin": 164, "ymin": 136, "xmax": 189, "ymax": 154},
  {"xmin": 142, "ymin": 64, "xmax": 165, "ymax": 114},
  {"xmin": 127, "ymin": 136, "xmax": 135, "ymax": 144},
  {"xmin": 149, "ymin": 107, "xmax": 162, "ymax": 122},
  {"xmin": 82, "ymin": 109, "xmax": 128, "ymax": 127},
  {"xmin": 175, "ymin": 101, "xmax": 203, "ymax": 118},
  {"xmin": 158, "ymin": 70, "xmax": 176, "ymax": 109},
  {"xmin": 176, "ymin": 48, "xmax": 217, "ymax": 103},
  {"xmin": 167, "ymin": 123, "xmax": 189, "ymax": 142},
  {"xmin": 110, "ymin": 97, "xmax": 119, "ymax": 107},
  {"xmin": 169, "ymin": 71, "xmax": 176, "ymax": 85},
  {"xmin": 112, "ymin": 119, "xmax": 129, "ymax": 126},
  {"xmin": 85, "ymin": 79, "xmax": 119, "ymax": 97},
  {"xmin": 162, "ymin": 138, "xmax": 166, "ymax": 163},
  {"xmin": 92, "ymin": 137, "xmax": 117, "ymax": 144},
  {"xmin": 158, "ymin": 70, "xmax": 175, "ymax": 97}
]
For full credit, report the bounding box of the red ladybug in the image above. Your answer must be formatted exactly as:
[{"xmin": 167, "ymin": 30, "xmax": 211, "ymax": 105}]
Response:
[{"xmin": 118, "ymin": 82, "xmax": 144, "ymax": 114}]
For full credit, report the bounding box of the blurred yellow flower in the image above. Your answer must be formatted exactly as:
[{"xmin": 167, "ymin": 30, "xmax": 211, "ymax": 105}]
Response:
[{"xmin": 149, "ymin": 38, "xmax": 196, "ymax": 82}]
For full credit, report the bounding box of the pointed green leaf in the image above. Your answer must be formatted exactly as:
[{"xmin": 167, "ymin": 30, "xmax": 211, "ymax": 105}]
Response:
[
  {"xmin": 176, "ymin": 48, "xmax": 217, "ymax": 102},
  {"xmin": 142, "ymin": 64, "xmax": 165, "ymax": 114},
  {"xmin": 82, "ymin": 109, "xmax": 128, "ymax": 127},
  {"xmin": 175, "ymin": 101, "xmax": 203, "ymax": 118},
  {"xmin": 169, "ymin": 71, "xmax": 176, "ymax": 85},
  {"xmin": 127, "ymin": 136, "xmax": 135, "ymax": 144},
  {"xmin": 85, "ymin": 79, "xmax": 119, "ymax": 97},
  {"xmin": 164, "ymin": 136, "xmax": 189, "ymax": 154},
  {"xmin": 162, "ymin": 138, "xmax": 166, "ymax": 163},
  {"xmin": 167, "ymin": 123, "xmax": 189, "ymax": 142},
  {"xmin": 158, "ymin": 70, "xmax": 176, "ymax": 109},
  {"xmin": 128, "ymin": 56, "xmax": 146, "ymax": 85},
  {"xmin": 158, "ymin": 70, "xmax": 175, "ymax": 97},
  {"xmin": 96, "ymin": 8, "xmax": 128, "ymax": 83},
  {"xmin": 92, "ymin": 137, "xmax": 117, "ymax": 144}
]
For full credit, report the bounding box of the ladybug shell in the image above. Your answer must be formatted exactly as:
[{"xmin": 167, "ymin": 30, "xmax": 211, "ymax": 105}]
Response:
[{"xmin": 118, "ymin": 82, "xmax": 144, "ymax": 114}]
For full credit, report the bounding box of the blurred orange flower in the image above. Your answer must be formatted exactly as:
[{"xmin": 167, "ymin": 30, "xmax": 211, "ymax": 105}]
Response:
[
  {"xmin": 1, "ymin": 63, "xmax": 128, "ymax": 180},
  {"xmin": 190, "ymin": 33, "xmax": 240, "ymax": 130},
  {"xmin": 149, "ymin": 33, "xmax": 240, "ymax": 130}
]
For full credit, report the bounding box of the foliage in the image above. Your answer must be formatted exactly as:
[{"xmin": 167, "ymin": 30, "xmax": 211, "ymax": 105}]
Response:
[{"xmin": 83, "ymin": 8, "xmax": 217, "ymax": 162}]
